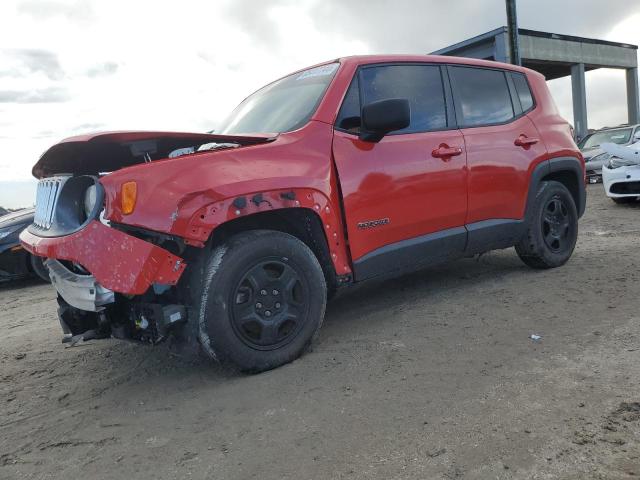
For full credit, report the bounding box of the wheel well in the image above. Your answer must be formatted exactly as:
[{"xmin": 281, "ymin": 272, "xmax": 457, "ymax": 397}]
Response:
[
  {"xmin": 542, "ymin": 170, "xmax": 580, "ymax": 209},
  {"xmin": 207, "ymin": 208, "xmax": 338, "ymax": 291}
]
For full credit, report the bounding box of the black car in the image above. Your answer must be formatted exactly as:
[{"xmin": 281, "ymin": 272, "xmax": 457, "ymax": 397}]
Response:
[{"xmin": 0, "ymin": 208, "xmax": 50, "ymax": 282}]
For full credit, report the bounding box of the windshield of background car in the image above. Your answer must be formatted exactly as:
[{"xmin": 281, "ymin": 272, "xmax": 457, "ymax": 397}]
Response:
[
  {"xmin": 216, "ymin": 63, "xmax": 339, "ymax": 135},
  {"xmin": 581, "ymin": 128, "xmax": 632, "ymax": 149}
]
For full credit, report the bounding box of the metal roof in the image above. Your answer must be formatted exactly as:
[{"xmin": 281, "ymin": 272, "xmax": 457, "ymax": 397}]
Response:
[{"xmin": 431, "ymin": 27, "xmax": 638, "ymax": 80}]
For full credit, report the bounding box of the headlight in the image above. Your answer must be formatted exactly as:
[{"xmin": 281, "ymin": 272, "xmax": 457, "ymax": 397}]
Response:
[
  {"xmin": 607, "ymin": 157, "xmax": 635, "ymax": 169},
  {"xmin": 83, "ymin": 184, "xmax": 98, "ymax": 218}
]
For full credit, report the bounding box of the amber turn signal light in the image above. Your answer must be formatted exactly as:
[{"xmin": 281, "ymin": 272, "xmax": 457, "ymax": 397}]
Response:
[{"xmin": 121, "ymin": 181, "xmax": 137, "ymax": 215}]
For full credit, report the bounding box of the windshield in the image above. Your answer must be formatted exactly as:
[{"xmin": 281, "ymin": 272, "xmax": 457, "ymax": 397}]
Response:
[
  {"xmin": 216, "ymin": 63, "xmax": 339, "ymax": 135},
  {"xmin": 580, "ymin": 128, "xmax": 632, "ymax": 149}
]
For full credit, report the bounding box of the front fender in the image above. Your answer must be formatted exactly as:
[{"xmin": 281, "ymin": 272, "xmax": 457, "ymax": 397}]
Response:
[
  {"xmin": 99, "ymin": 121, "xmax": 352, "ymax": 275},
  {"xmin": 180, "ymin": 187, "xmax": 352, "ymax": 276}
]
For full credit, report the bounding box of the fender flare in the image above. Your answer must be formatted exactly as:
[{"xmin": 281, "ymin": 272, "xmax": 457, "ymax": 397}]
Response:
[{"xmin": 526, "ymin": 156, "xmax": 586, "ymax": 220}]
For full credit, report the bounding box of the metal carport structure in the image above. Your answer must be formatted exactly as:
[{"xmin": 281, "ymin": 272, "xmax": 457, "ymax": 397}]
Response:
[{"xmin": 431, "ymin": 27, "xmax": 639, "ymax": 140}]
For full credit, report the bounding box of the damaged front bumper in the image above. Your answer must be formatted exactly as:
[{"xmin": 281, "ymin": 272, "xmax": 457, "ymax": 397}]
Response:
[
  {"xmin": 20, "ymin": 220, "xmax": 187, "ymax": 296},
  {"xmin": 20, "ymin": 221, "xmax": 190, "ymax": 343},
  {"xmin": 46, "ymin": 259, "xmax": 114, "ymax": 311}
]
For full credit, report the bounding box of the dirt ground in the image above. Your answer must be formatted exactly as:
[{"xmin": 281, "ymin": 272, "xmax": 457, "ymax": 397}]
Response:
[{"xmin": 1, "ymin": 185, "xmax": 639, "ymax": 480}]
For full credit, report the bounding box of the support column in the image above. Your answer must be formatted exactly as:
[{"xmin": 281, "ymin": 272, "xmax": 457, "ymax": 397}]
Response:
[
  {"xmin": 571, "ymin": 63, "xmax": 588, "ymax": 141},
  {"xmin": 626, "ymin": 67, "xmax": 640, "ymax": 125},
  {"xmin": 494, "ymin": 31, "xmax": 510, "ymax": 63}
]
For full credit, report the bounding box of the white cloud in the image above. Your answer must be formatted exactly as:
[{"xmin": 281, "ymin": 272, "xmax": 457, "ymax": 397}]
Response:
[
  {"xmin": 0, "ymin": 0, "xmax": 368, "ymax": 200},
  {"xmin": 0, "ymin": 0, "xmax": 638, "ymax": 208}
]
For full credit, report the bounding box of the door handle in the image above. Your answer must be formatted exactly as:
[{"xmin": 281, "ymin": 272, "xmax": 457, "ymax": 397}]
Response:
[
  {"xmin": 432, "ymin": 144, "xmax": 463, "ymax": 160},
  {"xmin": 514, "ymin": 135, "xmax": 539, "ymax": 148}
]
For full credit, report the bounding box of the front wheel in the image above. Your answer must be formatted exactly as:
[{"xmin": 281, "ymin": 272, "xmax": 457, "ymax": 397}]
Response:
[
  {"xmin": 516, "ymin": 181, "xmax": 578, "ymax": 269},
  {"xmin": 196, "ymin": 230, "xmax": 327, "ymax": 373}
]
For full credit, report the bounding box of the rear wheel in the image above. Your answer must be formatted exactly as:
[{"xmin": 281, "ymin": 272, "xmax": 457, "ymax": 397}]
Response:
[
  {"xmin": 516, "ymin": 181, "xmax": 578, "ymax": 269},
  {"xmin": 196, "ymin": 230, "xmax": 327, "ymax": 373}
]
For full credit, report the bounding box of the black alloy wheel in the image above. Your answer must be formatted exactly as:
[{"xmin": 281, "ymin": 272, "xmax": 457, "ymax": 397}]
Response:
[
  {"xmin": 541, "ymin": 196, "xmax": 571, "ymax": 253},
  {"xmin": 516, "ymin": 180, "xmax": 578, "ymax": 269},
  {"xmin": 230, "ymin": 259, "xmax": 308, "ymax": 350},
  {"xmin": 194, "ymin": 230, "xmax": 327, "ymax": 372}
]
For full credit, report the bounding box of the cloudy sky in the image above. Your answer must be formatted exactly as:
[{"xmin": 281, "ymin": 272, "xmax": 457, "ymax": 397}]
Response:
[{"xmin": 1, "ymin": 0, "xmax": 639, "ymax": 208}]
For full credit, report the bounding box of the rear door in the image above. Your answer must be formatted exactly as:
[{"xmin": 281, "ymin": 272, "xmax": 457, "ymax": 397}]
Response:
[
  {"xmin": 448, "ymin": 66, "xmax": 547, "ymax": 224},
  {"xmin": 332, "ymin": 63, "xmax": 468, "ymax": 279}
]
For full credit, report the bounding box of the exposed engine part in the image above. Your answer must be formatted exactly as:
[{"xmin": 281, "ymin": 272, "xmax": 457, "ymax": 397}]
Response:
[
  {"xmin": 168, "ymin": 142, "xmax": 239, "ymax": 159},
  {"xmin": 56, "ymin": 293, "xmax": 188, "ymax": 345},
  {"xmin": 168, "ymin": 147, "xmax": 195, "ymax": 158},
  {"xmin": 126, "ymin": 303, "xmax": 187, "ymax": 343},
  {"xmin": 197, "ymin": 142, "xmax": 240, "ymax": 152}
]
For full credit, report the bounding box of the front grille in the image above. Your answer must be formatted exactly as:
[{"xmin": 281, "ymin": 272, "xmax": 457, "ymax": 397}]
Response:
[
  {"xmin": 30, "ymin": 175, "xmax": 103, "ymax": 238},
  {"xmin": 611, "ymin": 181, "xmax": 640, "ymax": 195},
  {"xmin": 33, "ymin": 176, "xmax": 67, "ymax": 230}
]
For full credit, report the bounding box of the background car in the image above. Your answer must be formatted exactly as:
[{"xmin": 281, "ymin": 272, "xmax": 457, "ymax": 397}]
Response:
[
  {"xmin": 0, "ymin": 208, "xmax": 50, "ymax": 282},
  {"xmin": 579, "ymin": 124, "xmax": 640, "ymax": 183},
  {"xmin": 601, "ymin": 142, "xmax": 640, "ymax": 204}
]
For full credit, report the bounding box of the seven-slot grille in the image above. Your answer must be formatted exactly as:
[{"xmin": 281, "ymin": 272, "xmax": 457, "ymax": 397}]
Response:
[{"xmin": 33, "ymin": 177, "xmax": 66, "ymax": 230}]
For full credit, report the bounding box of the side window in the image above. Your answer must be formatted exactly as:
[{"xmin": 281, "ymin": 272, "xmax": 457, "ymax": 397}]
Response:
[
  {"xmin": 512, "ymin": 73, "xmax": 534, "ymax": 112},
  {"xmin": 336, "ymin": 75, "xmax": 361, "ymax": 132},
  {"xmin": 360, "ymin": 65, "xmax": 447, "ymax": 133},
  {"xmin": 449, "ymin": 67, "xmax": 515, "ymax": 127}
]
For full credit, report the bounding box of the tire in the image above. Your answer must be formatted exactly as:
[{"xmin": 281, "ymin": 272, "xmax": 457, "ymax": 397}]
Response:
[
  {"xmin": 612, "ymin": 197, "xmax": 637, "ymax": 204},
  {"xmin": 30, "ymin": 255, "xmax": 50, "ymax": 282},
  {"xmin": 196, "ymin": 230, "xmax": 327, "ymax": 373},
  {"xmin": 516, "ymin": 181, "xmax": 578, "ymax": 269}
]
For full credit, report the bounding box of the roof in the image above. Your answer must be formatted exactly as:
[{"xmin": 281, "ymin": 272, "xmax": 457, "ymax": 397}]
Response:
[{"xmin": 336, "ymin": 54, "xmax": 538, "ymax": 75}]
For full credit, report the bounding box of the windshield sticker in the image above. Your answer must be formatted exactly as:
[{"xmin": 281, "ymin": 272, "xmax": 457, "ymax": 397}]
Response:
[
  {"xmin": 611, "ymin": 135, "xmax": 626, "ymax": 140},
  {"xmin": 297, "ymin": 63, "xmax": 338, "ymax": 80}
]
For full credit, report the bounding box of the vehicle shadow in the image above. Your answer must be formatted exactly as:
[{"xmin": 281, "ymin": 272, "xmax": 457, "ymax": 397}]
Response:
[{"xmin": 323, "ymin": 251, "xmax": 526, "ymax": 329}]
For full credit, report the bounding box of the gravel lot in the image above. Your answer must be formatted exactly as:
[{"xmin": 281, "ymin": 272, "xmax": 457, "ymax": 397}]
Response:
[{"xmin": 1, "ymin": 185, "xmax": 639, "ymax": 480}]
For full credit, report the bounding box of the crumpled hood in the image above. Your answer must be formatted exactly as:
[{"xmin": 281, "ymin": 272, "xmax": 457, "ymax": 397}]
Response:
[
  {"xmin": 32, "ymin": 130, "xmax": 276, "ymax": 178},
  {"xmin": 581, "ymin": 146, "xmax": 604, "ymax": 161},
  {"xmin": 601, "ymin": 142, "xmax": 640, "ymax": 166}
]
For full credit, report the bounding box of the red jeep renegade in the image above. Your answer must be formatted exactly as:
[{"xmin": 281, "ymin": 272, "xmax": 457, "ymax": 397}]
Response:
[{"xmin": 21, "ymin": 55, "xmax": 585, "ymax": 372}]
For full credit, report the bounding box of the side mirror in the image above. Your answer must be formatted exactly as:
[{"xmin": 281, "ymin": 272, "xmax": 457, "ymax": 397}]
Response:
[
  {"xmin": 633, "ymin": 131, "xmax": 640, "ymax": 142},
  {"xmin": 359, "ymin": 98, "xmax": 410, "ymax": 142}
]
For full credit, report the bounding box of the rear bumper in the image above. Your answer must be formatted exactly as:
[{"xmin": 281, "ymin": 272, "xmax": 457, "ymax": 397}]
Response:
[{"xmin": 20, "ymin": 220, "xmax": 186, "ymax": 295}]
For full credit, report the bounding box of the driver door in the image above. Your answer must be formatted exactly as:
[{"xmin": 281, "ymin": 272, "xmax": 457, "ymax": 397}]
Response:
[{"xmin": 332, "ymin": 64, "xmax": 468, "ymax": 280}]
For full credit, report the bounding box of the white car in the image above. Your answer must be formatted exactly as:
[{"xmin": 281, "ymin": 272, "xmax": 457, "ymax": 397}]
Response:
[{"xmin": 601, "ymin": 142, "xmax": 640, "ymax": 204}]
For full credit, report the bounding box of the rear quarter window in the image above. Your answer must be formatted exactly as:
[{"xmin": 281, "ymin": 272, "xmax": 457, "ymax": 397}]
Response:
[
  {"xmin": 512, "ymin": 73, "xmax": 535, "ymax": 112},
  {"xmin": 449, "ymin": 66, "xmax": 515, "ymax": 127}
]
